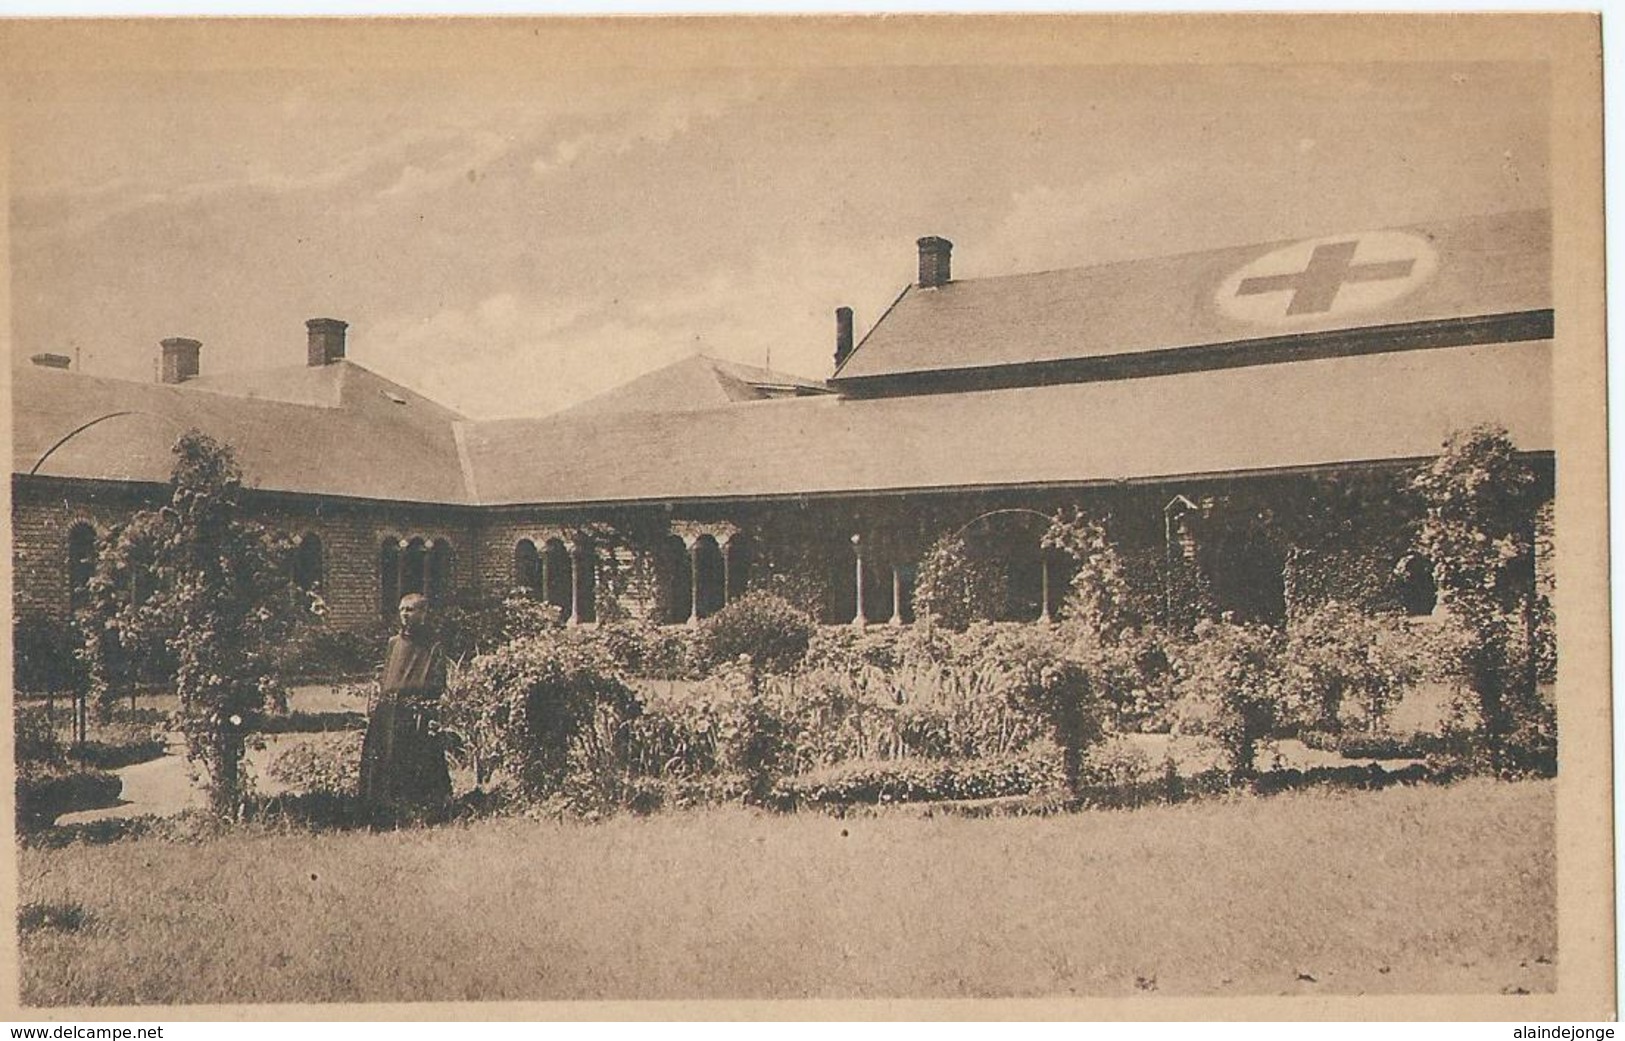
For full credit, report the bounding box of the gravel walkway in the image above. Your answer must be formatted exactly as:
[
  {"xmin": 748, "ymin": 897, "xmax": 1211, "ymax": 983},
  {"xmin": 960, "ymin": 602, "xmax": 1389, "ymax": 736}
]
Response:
[
  {"xmin": 55, "ymin": 731, "xmax": 205, "ymax": 825},
  {"xmin": 52, "ymin": 683, "xmax": 369, "ymax": 826}
]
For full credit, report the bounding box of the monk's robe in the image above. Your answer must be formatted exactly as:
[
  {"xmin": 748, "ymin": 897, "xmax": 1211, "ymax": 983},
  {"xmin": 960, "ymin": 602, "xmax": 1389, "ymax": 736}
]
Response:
[{"xmin": 358, "ymin": 632, "xmax": 452, "ymax": 809}]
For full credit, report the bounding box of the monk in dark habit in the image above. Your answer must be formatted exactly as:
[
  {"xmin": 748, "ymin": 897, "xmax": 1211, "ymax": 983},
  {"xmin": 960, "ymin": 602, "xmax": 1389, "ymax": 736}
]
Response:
[{"xmin": 359, "ymin": 593, "xmax": 452, "ymax": 818}]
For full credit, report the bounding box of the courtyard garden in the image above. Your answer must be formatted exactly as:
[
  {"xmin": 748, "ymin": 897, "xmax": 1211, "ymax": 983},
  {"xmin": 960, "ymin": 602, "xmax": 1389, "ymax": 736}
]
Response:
[{"xmin": 12, "ymin": 425, "xmax": 1560, "ymax": 1005}]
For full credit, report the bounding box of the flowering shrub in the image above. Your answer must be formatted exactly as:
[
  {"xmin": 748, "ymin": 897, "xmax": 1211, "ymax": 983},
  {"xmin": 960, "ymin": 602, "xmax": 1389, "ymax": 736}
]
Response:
[
  {"xmin": 1170, "ymin": 619, "xmax": 1290, "ymax": 779},
  {"xmin": 912, "ymin": 532, "xmax": 1005, "ymax": 631},
  {"xmin": 274, "ymin": 624, "xmax": 384, "ymax": 681},
  {"xmin": 265, "ymin": 732, "xmax": 364, "ymax": 795},
  {"xmin": 443, "ymin": 631, "xmax": 640, "ymax": 804},
  {"xmin": 996, "ymin": 632, "xmax": 1108, "ymax": 796},
  {"xmin": 629, "ymin": 663, "xmax": 796, "ymax": 803},
  {"xmin": 1412, "ymin": 425, "xmax": 1554, "ymax": 775},
  {"xmin": 590, "ymin": 620, "xmax": 698, "ymax": 680},
  {"xmin": 693, "ymin": 592, "xmax": 815, "ymax": 675},
  {"xmin": 1283, "ymin": 601, "xmax": 1423, "ymax": 733},
  {"xmin": 15, "ymin": 707, "xmax": 64, "ymax": 770},
  {"xmin": 437, "ymin": 591, "xmax": 561, "ymax": 663},
  {"xmin": 14, "ymin": 615, "xmax": 84, "ymax": 694},
  {"xmin": 76, "ymin": 432, "xmax": 314, "ymax": 817},
  {"xmin": 1043, "ymin": 508, "xmax": 1143, "ymax": 634}
]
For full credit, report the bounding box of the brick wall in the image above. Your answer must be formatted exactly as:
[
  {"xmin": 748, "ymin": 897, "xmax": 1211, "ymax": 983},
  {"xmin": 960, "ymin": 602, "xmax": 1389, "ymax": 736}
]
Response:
[
  {"xmin": 15, "ymin": 462, "xmax": 1556, "ymax": 636},
  {"xmin": 12, "ymin": 476, "xmax": 481, "ymax": 632},
  {"xmin": 12, "ymin": 478, "xmax": 166, "ymax": 619}
]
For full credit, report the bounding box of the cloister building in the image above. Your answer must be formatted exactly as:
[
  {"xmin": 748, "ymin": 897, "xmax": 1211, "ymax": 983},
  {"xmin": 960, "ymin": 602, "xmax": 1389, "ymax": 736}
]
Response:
[{"xmin": 12, "ymin": 208, "xmax": 1554, "ymax": 635}]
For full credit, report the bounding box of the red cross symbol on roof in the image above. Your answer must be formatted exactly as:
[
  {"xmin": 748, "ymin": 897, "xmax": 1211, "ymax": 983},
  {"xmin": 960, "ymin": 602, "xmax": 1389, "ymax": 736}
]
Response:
[{"xmin": 1234, "ymin": 240, "xmax": 1418, "ymax": 316}]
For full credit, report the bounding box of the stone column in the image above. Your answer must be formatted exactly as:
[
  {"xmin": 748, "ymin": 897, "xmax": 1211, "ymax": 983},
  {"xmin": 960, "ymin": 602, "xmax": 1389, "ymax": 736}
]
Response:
[
  {"xmin": 539, "ymin": 543, "xmax": 552, "ymax": 609},
  {"xmin": 685, "ymin": 535, "xmax": 702, "ymax": 627},
  {"xmin": 567, "ymin": 541, "xmax": 583, "ymax": 627},
  {"xmin": 851, "ymin": 534, "xmax": 867, "ymax": 628},
  {"xmin": 395, "ymin": 538, "xmax": 409, "ymax": 603},
  {"xmin": 889, "ymin": 565, "xmax": 905, "ymax": 627},
  {"xmin": 719, "ymin": 534, "xmax": 734, "ymax": 607},
  {"xmin": 1038, "ymin": 553, "xmax": 1053, "ymax": 625}
]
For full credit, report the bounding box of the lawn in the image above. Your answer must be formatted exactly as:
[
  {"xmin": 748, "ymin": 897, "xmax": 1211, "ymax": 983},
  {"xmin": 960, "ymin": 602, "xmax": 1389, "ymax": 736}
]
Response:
[{"xmin": 17, "ymin": 778, "xmax": 1554, "ymax": 1007}]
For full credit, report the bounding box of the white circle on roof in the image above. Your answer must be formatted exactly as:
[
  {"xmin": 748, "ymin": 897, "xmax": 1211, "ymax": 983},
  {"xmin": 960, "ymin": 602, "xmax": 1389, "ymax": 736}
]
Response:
[{"xmin": 1215, "ymin": 230, "xmax": 1439, "ymax": 326}]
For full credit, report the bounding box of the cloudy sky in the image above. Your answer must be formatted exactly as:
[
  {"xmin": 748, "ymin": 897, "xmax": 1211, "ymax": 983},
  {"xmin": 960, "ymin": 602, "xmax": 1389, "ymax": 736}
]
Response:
[{"xmin": 6, "ymin": 32, "xmax": 1546, "ymax": 419}]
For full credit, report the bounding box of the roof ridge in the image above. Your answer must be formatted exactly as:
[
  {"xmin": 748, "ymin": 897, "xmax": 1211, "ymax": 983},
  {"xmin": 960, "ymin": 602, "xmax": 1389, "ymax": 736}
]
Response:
[{"xmin": 946, "ymin": 206, "xmax": 1552, "ymax": 288}]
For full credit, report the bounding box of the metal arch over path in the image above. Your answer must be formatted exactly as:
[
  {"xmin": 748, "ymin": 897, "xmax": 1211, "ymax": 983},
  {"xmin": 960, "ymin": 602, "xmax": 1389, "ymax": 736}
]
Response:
[
  {"xmin": 945, "ymin": 506, "xmax": 1066, "ymax": 624},
  {"xmin": 949, "ymin": 507, "xmax": 1058, "ymax": 543},
  {"xmin": 29, "ymin": 410, "xmax": 186, "ymax": 477}
]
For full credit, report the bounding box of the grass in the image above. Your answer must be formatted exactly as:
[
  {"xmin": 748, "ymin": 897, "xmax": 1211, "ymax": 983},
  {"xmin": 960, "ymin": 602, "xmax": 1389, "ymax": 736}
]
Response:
[{"xmin": 17, "ymin": 778, "xmax": 1554, "ymax": 1007}]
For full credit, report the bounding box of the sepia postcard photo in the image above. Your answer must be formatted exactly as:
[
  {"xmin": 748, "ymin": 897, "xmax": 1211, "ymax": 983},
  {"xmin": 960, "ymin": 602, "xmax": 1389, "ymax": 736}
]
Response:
[{"xmin": 0, "ymin": 14, "xmax": 1611, "ymax": 1021}]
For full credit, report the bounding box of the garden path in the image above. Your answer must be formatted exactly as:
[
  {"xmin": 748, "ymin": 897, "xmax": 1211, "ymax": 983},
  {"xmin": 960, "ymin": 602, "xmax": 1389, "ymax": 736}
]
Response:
[
  {"xmin": 55, "ymin": 731, "xmax": 204, "ymax": 825},
  {"xmin": 53, "ymin": 683, "xmax": 362, "ymax": 826}
]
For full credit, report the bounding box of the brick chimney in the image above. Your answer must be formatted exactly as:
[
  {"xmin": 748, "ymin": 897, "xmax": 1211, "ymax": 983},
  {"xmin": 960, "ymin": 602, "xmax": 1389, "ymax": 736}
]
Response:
[
  {"xmin": 159, "ymin": 337, "xmax": 201, "ymax": 384},
  {"xmin": 917, "ymin": 236, "xmax": 953, "ymax": 288},
  {"xmin": 30, "ymin": 353, "xmax": 71, "ymax": 370},
  {"xmin": 306, "ymin": 318, "xmax": 348, "ymax": 367},
  {"xmin": 834, "ymin": 307, "xmax": 854, "ymax": 368}
]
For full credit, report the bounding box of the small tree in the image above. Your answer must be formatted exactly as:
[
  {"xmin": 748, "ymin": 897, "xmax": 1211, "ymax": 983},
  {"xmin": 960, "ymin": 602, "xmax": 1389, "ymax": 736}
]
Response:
[
  {"xmin": 1411, "ymin": 425, "xmax": 1552, "ymax": 774},
  {"xmin": 78, "ymin": 431, "xmax": 310, "ymax": 816}
]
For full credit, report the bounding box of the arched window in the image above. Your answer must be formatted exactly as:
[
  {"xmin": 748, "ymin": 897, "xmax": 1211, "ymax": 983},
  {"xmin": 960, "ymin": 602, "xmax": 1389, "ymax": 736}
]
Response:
[
  {"xmin": 542, "ymin": 538, "xmax": 572, "ymax": 621},
  {"xmin": 400, "ymin": 537, "xmax": 427, "ymax": 598},
  {"xmin": 862, "ymin": 546, "xmax": 895, "ymax": 625},
  {"xmin": 1396, "ymin": 554, "xmax": 1439, "ymax": 617},
  {"xmin": 67, "ymin": 522, "xmax": 98, "ymax": 611},
  {"xmin": 514, "ymin": 539, "xmax": 541, "ymax": 595},
  {"xmin": 937, "ymin": 511, "xmax": 1057, "ymax": 625},
  {"xmin": 1004, "ymin": 538, "xmax": 1046, "ymax": 622},
  {"xmin": 693, "ymin": 535, "xmax": 726, "ymax": 620},
  {"xmin": 1205, "ymin": 532, "xmax": 1286, "ymax": 626},
  {"xmin": 293, "ymin": 532, "xmax": 324, "ymax": 592},
  {"xmin": 825, "ymin": 534, "xmax": 860, "ymax": 624},
  {"xmin": 573, "ymin": 540, "xmax": 598, "ymax": 625},
  {"xmin": 427, "ymin": 539, "xmax": 453, "ymax": 601},
  {"xmin": 379, "ymin": 537, "xmax": 401, "ymax": 621},
  {"xmin": 659, "ymin": 534, "xmax": 692, "ymax": 625},
  {"xmin": 895, "ymin": 562, "xmax": 918, "ymax": 625},
  {"xmin": 725, "ymin": 533, "xmax": 752, "ymax": 602}
]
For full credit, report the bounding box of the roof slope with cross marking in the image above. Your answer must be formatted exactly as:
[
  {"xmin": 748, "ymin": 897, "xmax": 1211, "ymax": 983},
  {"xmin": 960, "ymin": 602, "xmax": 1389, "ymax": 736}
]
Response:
[
  {"xmin": 833, "ymin": 209, "xmax": 1550, "ymax": 390},
  {"xmin": 460, "ymin": 338, "xmax": 1551, "ymax": 506}
]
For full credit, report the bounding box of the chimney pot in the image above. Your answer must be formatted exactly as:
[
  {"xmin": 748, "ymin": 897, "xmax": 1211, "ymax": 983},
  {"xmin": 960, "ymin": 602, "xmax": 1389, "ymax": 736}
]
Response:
[
  {"xmin": 834, "ymin": 306, "xmax": 855, "ymax": 369},
  {"xmin": 306, "ymin": 318, "xmax": 348, "ymax": 366},
  {"xmin": 159, "ymin": 337, "xmax": 202, "ymax": 384},
  {"xmin": 917, "ymin": 236, "xmax": 953, "ymax": 288},
  {"xmin": 30, "ymin": 353, "xmax": 71, "ymax": 370}
]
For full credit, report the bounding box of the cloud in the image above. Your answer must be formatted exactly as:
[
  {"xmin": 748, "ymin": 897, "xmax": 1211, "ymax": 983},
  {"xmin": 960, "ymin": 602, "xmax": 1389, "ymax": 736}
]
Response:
[
  {"xmin": 978, "ymin": 176, "xmax": 1179, "ymax": 274},
  {"xmin": 13, "ymin": 126, "xmax": 447, "ymax": 243},
  {"xmin": 360, "ymin": 290, "xmax": 700, "ymax": 418},
  {"xmin": 375, "ymin": 129, "xmax": 519, "ymax": 202},
  {"xmin": 529, "ymin": 85, "xmax": 750, "ymax": 179}
]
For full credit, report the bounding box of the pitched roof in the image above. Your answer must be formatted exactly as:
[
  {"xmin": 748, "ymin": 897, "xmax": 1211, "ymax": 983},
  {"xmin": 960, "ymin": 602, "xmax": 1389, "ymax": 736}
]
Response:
[
  {"xmin": 12, "ymin": 210, "xmax": 1551, "ymax": 510},
  {"xmin": 835, "ymin": 210, "xmax": 1551, "ymax": 386},
  {"xmin": 183, "ymin": 360, "xmax": 465, "ymax": 421},
  {"xmin": 459, "ymin": 338, "xmax": 1553, "ymax": 506},
  {"xmin": 552, "ymin": 354, "xmax": 829, "ymax": 418},
  {"xmin": 13, "ymin": 362, "xmax": 472, "ymax": 504}
]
